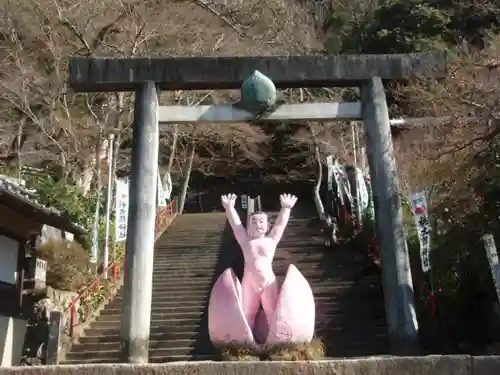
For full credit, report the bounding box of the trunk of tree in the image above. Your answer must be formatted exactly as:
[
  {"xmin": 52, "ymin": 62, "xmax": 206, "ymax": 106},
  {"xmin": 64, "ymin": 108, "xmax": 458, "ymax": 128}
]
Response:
[
  {"xmin": 16, "ymin": 119, "xmax": 24, "ymax": 182},
  {"xmin": 310, "ymin": 125, "xmax": 325, "ymax": 219},
  {"xmin": 95, "ymin": 131, "xmax": 104, "ymax": 193},
  {"xmin": 165, "ymin": 125, "xmax": 178, "ymax": 175},
  {"xmin": 163, "ymin": 124, "xmax": 178, "ymax": 187},
  {"xmin": 112, "ymin": 134, "xmax": 120, "ymax": 181},
  {"xmin": 79, "ymin": 160, "xmax": 95, "ymax": 195},
  {"xmin": 77, "ymin": 136, "xmax": 108, "ymax": 195},
  {"xmin": 91, "ymin": 130, "xmax": 104, "ymax": 270},
  {"xmin": 179, "ymin": 142, "xmax": 195, "ymax": 214},
  {"xmin": 60, "ymin": 152, "xmax": 69, "ymax": 182}
]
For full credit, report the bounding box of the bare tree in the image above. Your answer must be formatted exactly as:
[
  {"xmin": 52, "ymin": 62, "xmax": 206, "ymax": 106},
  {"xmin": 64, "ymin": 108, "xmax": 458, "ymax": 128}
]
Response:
[
  {"xmin": 0, "ymin": 0, "xmax": 322, "ymax": 190},
  {"xmin": 178, "ymin": 141, "xmax": 196, "ymax": 213},
  {"xmin": 389, "ymin": 39, "xmax": 500, "ymax": 214}
]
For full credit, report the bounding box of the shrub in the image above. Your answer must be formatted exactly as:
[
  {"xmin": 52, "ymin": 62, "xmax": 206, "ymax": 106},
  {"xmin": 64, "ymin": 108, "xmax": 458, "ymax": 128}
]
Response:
[{"xmin": 36, "ymin": 239, "xmax": 93, "ymax": 292}]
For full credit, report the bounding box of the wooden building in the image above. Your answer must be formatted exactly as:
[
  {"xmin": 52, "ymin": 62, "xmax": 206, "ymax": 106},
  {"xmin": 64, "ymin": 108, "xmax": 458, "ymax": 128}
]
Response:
[{"xmin": 0, "ymin": 179, "xmax": 84, "ymax": 366}]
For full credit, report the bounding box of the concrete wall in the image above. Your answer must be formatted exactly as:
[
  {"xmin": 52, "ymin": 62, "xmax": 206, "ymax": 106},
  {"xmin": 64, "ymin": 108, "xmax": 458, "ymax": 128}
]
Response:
[
  {"xmin": 1, "ymin": 356, "xmax": 500, "ymax": 375},
  {"xmin": 0, "ymin": 316, "xmax": 27, "ymax": 367}
]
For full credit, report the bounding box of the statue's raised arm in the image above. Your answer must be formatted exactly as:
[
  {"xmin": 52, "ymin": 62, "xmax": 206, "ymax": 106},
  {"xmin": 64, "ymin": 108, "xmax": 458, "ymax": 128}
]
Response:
[
  {"xmin": 221, "ymin": 194, "xmax": 248, "ymax": 247},
  {"xmin": 269, "ymin": 194, "xmax": 297, "ymax": 244}
]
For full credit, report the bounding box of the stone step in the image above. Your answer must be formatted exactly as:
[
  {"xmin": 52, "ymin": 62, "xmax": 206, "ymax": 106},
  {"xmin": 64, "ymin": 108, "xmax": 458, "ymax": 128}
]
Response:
[
  {"xmin": 113, "ymin": 291, "xmax": 208, "ymax": 305},
  {"xmin": 99, "ymin": 305, "xmax": 205, "ymax": 316},
  {"xmin": 65, "ymin": 345, "xmax": 215, "ymax": 361},
  {"xmin": 70, "ymin": 334, "xmax": 388, "ymax": 355},
  {"xmin": 154, "ymin": 248, "xmax": 218, "ymax": 253},
  {"xmin": 61, "ymin": 354, "xmax": 218, "ymax": 364},
  {"xmin": 96, "ymin": 307, "xmax": 385, "ymax": 323},
  {"xmin": 149, "ymin": 274, "xmax": 380, "ymax": 285},
  {"xmin": 66, "ymin": 335, "xmax": 388, "ymax": 362},
  {"xmin": 109, "ymin": 292, "xmax": 384, "ymax": 309},
  {"xmin": 154, "ymin": 245, "xmax": 222, "ymax": 250},
  {"xmin": 149, "ymin": 270, "xmax": 217, "ymax": 278},
  {"xmin": 142, "ymin": 286, "xmax": 382, "ymax": 299},
  {"xmin": 88, "ymin": 314, "xmax": 387, "ymax": 332},
  {"xmin": 154, "ymin": 250, "xmax": 221, "ymax": 256},
  {"xmin": 157, "ymin": 227, "xmax": 225, "ymax": 233},
  {"xmin": 95, "ymin": 311, "xmax": 204, "ymax": 322},
  {"xmin": 143, "ymin": 283, "xmax": 382, "ymax": 296},
  {"xmin": 156, "ymin": 258, "xmax": 376, "ymax": 268},
  {"xmin": 70, "ymin": 339, "xmax": 213, "ymax": 353},
  {"xmin": 151, "ymin": 264, "xmax": 376, "ymax": 274},
  {"xmin": 79, "ymin": 330, "xmax": 201, "ymax": 343},
  {"xmin": 89, "ymin": 319, "xmax": 202, "ymax": 330},
  {"xmin": 155, "ymin": 237, "xmax": 223, "ymax": 243},
  {"xmin": 65, "ymin": 336, "xmax": 389, "ymax": 363},
  {"xmin": 150, "ymin": 276, "xmax": 216, "ymax": 284},
  {"xmin": 80, "ymin": 322, "xmax": 387, "ymax": 342},
  {"xmin": 147, "ymin": 284, "xmax": 213, "ymax": 293},
  {"xmin": 106, "ymin": 299, "xmax": 208, "ymax": 310},
  {"xmin": 152, "ymin": 262, "xmax": 219, "ymax": 270},
  {"xmin": 78, "ymin": 327, "xmax": 387, "ymax": 346},
  {"xmin": 315, "ymin": 317, "xmax": 387, "ymax": 332},
  {"xmin": 151, "ymin": 259, "xmax": 368, "ymax": 270},
  {"xmin": 104, "ymin": 292, "xmax": 385, "ymax": 312},
  {"xmin": 153, "ymin": 252, "xmax": 220, "ymax": 259},
  {"xmin": 159, "ymin": 223, "xmax": 223, "ymax": 230},
  {"xmin": 157, "ymin": 234, "xmax": 225, "ymax": 240},
  {"xmin": 149, "ymin": 276, "xmax": 381, "ymax": 288},
  {"xmin": 81, "ymin": 326, "xmax": 206, "ymax": 338},
  {"xmin": 105, "ymin": 300, "xmax": 385, "ymax": 317}
]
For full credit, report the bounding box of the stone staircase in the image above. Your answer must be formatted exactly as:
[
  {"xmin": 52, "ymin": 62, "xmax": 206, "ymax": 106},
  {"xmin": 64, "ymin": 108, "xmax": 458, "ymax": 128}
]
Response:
[
  {"xmin": 277, "ymin": 216, "xmax": 388, "ymax": 357},
  {"xmin": 62, "ymin": 213, "xmax": 225, "ymax": 364},
  {"xmin": 62, "ymin": 212, "xmax": 388, "ymax": 364}
]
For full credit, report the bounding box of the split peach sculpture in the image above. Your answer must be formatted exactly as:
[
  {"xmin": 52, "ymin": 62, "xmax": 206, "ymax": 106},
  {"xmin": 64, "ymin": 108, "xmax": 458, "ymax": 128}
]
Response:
[{"xmin": 208, "ymin": 193, "xmax": 315, "ymax": 349}]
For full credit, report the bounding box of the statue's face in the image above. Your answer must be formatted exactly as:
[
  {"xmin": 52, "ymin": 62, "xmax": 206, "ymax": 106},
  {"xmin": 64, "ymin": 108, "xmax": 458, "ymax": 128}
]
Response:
[{"xmin": 248, "ymin": 213, "xmax": 268, "ymax": 238}]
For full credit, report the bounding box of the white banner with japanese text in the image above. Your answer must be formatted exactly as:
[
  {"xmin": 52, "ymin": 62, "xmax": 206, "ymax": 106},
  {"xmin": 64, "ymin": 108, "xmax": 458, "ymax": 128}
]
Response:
[
  {"xmin": 410, "ymin": 191, "xmax": 432, "ymax": 272},
  {"xmin": 157, "ymin": 171, "xmax": 167, "ymax": 208},
  {"xmin": 115, "ymin": 178, "xmax": 129, "ymax": 242},
  {"xmin": 482, "ymin": 234, "xmax": 500, "ymax": 305}
]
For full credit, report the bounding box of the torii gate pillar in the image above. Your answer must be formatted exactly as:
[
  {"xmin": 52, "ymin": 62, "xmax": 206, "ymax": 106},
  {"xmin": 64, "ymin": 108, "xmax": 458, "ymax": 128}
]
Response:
[
  {"xmin": 362, "ymin": 77, "xmax": 418, "ymax": 354},
  {"xmin": 119, "ymin": 82, "xmax": 159, "ymax": 363}
]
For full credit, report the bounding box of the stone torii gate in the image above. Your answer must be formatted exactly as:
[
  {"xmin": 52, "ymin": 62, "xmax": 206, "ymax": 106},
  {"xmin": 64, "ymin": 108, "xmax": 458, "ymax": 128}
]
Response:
[{"xmin": 68, "ymin": 52, "xmax": 447, "ymax": 363}]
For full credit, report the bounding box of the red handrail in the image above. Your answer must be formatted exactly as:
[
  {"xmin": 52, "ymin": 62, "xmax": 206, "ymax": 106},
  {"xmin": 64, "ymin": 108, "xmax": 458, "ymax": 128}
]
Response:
[{"xmin": 65, "ymin": 199, "xmax": 177, "ymax": 337}]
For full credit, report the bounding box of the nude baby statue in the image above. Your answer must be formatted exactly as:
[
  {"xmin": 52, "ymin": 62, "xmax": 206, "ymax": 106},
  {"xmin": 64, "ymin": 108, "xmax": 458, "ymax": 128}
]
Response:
[
  {"xmin": 220, "ymin": 193, "xmax": 297, "ymax": 330},
  {"xmin": 208, "ymin": 193, "xmax": 315, "ymax": 348}
]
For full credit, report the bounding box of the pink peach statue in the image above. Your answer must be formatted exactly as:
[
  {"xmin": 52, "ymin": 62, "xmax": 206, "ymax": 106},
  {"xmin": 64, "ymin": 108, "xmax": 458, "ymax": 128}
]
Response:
[{"xmin": 208, "ymin": 193, "xmax": 315, "ymax": 350}]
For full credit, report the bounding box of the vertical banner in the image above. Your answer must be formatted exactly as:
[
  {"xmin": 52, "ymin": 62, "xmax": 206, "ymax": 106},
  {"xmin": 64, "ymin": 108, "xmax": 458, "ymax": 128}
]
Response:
[
  {"xmin": 164, "ymin": 172, "xmax": 172, "ymax": 201},
  {"xmin": 410, "ymin": 191, "xmax": 432, "ymax": 272},
  {"xmin": 365, "ymin": 174, "xmax": 374, "ymax": 218},
  {"xmin": 115, "ymin": 178, "xmax": 130, "ymax": 242},
  {"xmin": 326, "ymin": 155, "xmax": 334, "ymax": 191},
  {"xmin": 157, "ymin": 170, "xmax": 167, "ymax": 208},
  {"xmin": 482, "ymin": 234, "xmax": 500, "ymax": 306}
]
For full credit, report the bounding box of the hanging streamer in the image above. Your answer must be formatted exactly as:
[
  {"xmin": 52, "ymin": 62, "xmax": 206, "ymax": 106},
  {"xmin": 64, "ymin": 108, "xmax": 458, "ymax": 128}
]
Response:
[
  {"xmin": 410, "ymin": 191, "xmax": 432, "ymax": 273},
  {"xmin": 410, "ymin": 190, "xmax": 438, "ymax": 322}
]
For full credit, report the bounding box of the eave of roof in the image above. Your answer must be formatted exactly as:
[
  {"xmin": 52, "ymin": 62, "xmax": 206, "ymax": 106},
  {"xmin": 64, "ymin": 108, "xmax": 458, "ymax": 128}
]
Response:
[{"xmin": 0, "ymin": 187, "xmax": 86, "ymax": 236}]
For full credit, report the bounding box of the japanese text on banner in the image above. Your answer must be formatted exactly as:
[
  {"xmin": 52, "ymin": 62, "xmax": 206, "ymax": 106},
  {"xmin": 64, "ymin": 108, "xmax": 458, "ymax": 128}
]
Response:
[
  {"xmin": 410, "ymin": 191, "xmax": 432, "ymax": 273},
  {"xmin": 115, "ymin": 178, "xmax": 129, "ymax": 242},
  {"xmin": 482, "ymin": 234, "xmax": 500, "ymax": 306},
  {"xmin": 157, "ymin": 170, "xmax": 167, "ymax": 208}
]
